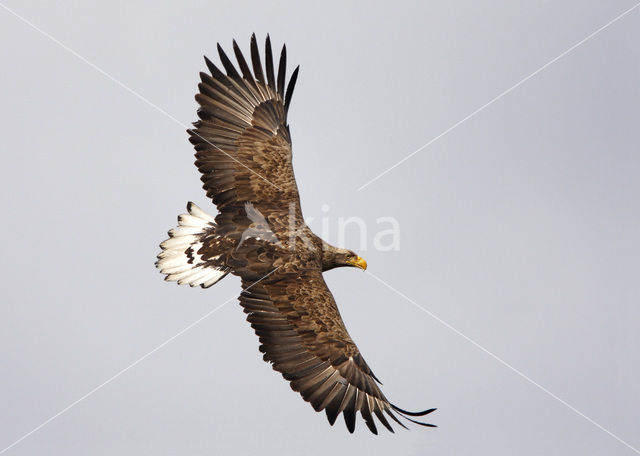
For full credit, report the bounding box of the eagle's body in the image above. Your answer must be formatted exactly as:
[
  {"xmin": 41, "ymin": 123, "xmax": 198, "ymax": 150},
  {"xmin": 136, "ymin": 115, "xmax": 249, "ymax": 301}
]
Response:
[{"xmin": 157, "ymin": 34, "xmax": 435, "ymax": 434}]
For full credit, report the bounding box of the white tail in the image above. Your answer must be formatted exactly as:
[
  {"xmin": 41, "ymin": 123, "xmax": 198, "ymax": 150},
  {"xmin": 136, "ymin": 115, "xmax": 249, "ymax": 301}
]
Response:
[{"xmin": 156, "ymin": 202, "xmax": 230, "ymax": 288}]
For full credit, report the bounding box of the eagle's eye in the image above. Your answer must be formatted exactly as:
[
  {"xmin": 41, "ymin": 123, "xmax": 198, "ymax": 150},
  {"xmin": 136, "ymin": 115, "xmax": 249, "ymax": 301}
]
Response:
[{"xmin": 345, "ymin": 253, "xmax": 367, "ymax": 270}]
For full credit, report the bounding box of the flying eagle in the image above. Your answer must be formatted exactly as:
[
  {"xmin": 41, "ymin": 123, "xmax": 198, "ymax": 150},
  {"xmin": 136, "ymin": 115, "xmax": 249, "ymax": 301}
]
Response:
[{"xmin": 156, "ymin": 34, "xmax": 435, "ymax": 434}]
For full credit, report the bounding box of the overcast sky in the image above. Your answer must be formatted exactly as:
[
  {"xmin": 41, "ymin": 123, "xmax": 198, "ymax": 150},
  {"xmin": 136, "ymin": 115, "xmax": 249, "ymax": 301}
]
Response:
[{"xmin": 1, "ymin": 1, "xmax": 639, "ymax": 455}]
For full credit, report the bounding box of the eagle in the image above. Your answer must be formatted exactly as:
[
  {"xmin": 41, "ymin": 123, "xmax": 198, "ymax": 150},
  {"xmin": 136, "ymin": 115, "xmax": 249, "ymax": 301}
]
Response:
[{"xmin": 156, "ymin": 34, "xmax": 436, "ymax": 434}]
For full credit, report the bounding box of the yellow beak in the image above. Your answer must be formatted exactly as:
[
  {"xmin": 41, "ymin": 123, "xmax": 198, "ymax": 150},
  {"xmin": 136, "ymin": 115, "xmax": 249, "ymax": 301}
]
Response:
[{"xmin": 349, "ymin": 256, "xmax": 367, "ymax": 271}]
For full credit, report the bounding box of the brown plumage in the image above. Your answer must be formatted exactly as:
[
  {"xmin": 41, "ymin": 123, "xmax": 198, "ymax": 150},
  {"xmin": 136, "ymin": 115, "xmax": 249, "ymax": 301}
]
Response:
[{"xmin": 156, "ymin": 34, "xmax": 436, "ymax": 434}]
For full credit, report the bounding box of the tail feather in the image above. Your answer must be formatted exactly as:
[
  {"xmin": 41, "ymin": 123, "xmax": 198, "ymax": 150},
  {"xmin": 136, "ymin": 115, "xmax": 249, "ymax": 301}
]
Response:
[{"xmin": 156, "ymin": 202, "xmax": 230, "ymax": 288}]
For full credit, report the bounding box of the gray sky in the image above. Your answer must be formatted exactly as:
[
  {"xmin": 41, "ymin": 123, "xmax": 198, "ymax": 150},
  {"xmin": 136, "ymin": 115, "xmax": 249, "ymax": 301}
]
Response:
[{"xmin": 1, "ymin": 1, "xmax": 639, "ymax": 455}]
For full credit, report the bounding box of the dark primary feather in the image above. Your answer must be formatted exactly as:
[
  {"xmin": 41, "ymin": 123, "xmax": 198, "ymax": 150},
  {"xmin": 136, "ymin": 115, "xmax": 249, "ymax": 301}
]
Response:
[
  {"xmin": 277, "ymin": 44, "xmax": 287, "ymax": 97},
  {"xmin": 232, "ymin": 40, "xmax": 256, "ymax": 88},
  {"xmin": 284, "ymin": 66, "xmax": 299, "ymax": 114},
  {"xmin": 217, "ymin": 43, "xmax": 242, "ymax": 80},
  {"xmin": 265, "ymin": 35, "xmax": 276, "ymax": 90},
  {"xmin": 250, "ymin": 33, "xmax": 266, "ymax": 84},
  {"xmin": 185, "ymin": 34, "xmax": 435, "ymax": 434}
]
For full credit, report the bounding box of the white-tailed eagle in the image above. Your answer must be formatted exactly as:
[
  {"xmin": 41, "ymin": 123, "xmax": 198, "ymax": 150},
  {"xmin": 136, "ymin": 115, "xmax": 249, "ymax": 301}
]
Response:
[{"xmin": 157, "ymin": 34, "xmax": 435, "ymax": 434}]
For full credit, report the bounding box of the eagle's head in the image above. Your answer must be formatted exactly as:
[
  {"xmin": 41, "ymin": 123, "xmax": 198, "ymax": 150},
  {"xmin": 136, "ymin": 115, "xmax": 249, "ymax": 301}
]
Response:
[{"xmin": 321, "ymin": 245, "xmax": 367, "ymax": 272}]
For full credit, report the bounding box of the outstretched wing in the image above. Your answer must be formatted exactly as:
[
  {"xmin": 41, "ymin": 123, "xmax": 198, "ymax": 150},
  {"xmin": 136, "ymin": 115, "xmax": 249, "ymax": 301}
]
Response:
[
  {"xmin": 188, "ymin": 34, "xmax": 302, "ymax": 219},
  {"xmin": 240, "ymin": 268, "xmax": 436, "ymax": 434}
]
